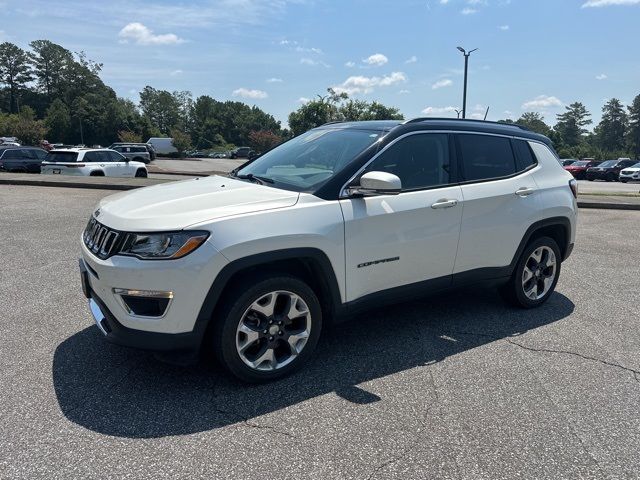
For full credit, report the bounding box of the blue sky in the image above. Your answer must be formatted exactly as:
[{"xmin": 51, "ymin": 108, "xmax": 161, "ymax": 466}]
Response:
[{"xmin": 3, "ymin": 0, "xmax": 640, "ymax": 127}]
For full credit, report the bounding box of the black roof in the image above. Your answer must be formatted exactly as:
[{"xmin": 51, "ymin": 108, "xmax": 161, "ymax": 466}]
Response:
[{"xmin": 317, "ymin": 118, "xmax": 553, "ymax": 146}]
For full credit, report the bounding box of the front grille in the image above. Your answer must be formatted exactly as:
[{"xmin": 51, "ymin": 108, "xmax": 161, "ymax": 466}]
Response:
[{"xmin": 83, "ymin": 217, "xmax": 123, "ymax": 259}]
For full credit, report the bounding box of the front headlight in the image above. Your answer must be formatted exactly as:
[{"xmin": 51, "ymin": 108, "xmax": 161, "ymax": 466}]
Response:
[{"xmin": 119, "ymin": 231, "xmax": 209, "ymax": 260}]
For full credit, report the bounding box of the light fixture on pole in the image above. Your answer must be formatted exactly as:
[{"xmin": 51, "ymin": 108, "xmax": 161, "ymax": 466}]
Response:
[{"xmin": 457, "ymin": 46, "xmax": 478, "ymax": 119}]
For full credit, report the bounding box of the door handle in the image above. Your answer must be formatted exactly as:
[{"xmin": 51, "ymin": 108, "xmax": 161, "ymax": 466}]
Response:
[
  {"xmin": 515, "ymin": 187, "xmax": 535, "ymax": 197},
  {"xmin": 431, "ymin": 199, "xmax": 459, "ymax": 209}
]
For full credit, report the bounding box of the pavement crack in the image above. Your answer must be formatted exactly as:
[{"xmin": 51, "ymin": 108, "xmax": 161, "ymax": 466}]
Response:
[
  {"xmin": 506, "ymin": 339, "xmax": 640, "ymax": 382},
  {"xmin": 213, "ymin": 407, "xmax": 297, "ymax": 439}
]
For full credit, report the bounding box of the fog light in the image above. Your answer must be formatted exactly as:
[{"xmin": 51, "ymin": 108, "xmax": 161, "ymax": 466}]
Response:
[{"xmin": 113, "ymin": 288, "xmax": 173, "ymax": 317}]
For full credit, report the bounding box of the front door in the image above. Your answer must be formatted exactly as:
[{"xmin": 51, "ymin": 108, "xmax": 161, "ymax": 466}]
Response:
[{"xmin": 340, "ymin": 132, "xmax": 463, "ymax": 302}]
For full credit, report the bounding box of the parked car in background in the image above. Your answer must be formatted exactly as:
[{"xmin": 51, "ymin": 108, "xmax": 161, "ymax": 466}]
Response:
[
  {"xmin": 110, "ymin": 145, "xmax": 151, "ymax": 164},
  {"xmin": 0, "ymin": 137, "xmax": 21, "ymax": 146},
  {"xmin": 187, "ymin": 151, "xmax": 207, "ymax": 158},
  {"xmin": 564, "ymin": 160, "xmax": 601, "ymax": 180},
  {"xmin": 209, "ymin": 152, "xmax": 228, "ymax": 158},
  {"xmin": 0, "ymin": 146, "xmax": 48, "ymax": 173},
  {"xmin": 146, "ymin": 137, "xmax": 177, "ymax": 156},
  {"xmin": 108, "ymin": 142, "xmax": 156, "ymax": 161},
  {"xmin": 619, "ymin": 162, "xmax": 640, "ymax": 183},
  {"xmin": 561, "ymin": 159, "xmax": 577, "ymax": 166},
  {"xmin": 586, "ymin": 159, "xmax": 637, "ymax": 181},
  {"xmin": 230, "ymin": 146, "xmax": 251, "ymax": 159},
  {"xmin": 41, "ymin": 148, "xmax": 148, "ymax": 177}
]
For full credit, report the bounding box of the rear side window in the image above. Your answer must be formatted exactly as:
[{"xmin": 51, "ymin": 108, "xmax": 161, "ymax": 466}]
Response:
[
  {"xmin": 365, "ymin": 133, "xmax": 450, "ymax": 190},
  {"xmin": 45, "ymin": 152, "xmax": 79, "ymax": 163},
  {"xmin": 108, "ymin": 151, "xmax": 125, "ymax": 161},
  {"xmin": 457, "ymin": 134, "xmax": 516, "ymax": 181},
  {"xmin": 512, "ymin": 139, "xmax": 537, "ymax": 172},
  {"xmin": 3, "ymin": 149, "xmax": 24, "ymax": 160}
]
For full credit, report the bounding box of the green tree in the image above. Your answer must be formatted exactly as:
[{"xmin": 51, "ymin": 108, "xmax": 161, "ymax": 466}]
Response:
[
  {"xmin": 0, "ymin": 107, "xmax": 48, "ymax": 145},
  {"xmin": 29, "ymin": 40, "xmax": 74, "ymax": 99},
  {"xmin": 515, "ymin": 112, "xmax": 551, "ymax": 136},
  {"xmin": 554, "ymin": 102, "xmax": 592, "ymax": 148},
  {"xmin": 118, "ymin": 130, "xmax": 142, "ymax": 143},
  {"xmin": 626, "ymin": 95, "xmax": 640, "ymax": 159},
  {"xmin": 248, "ymin": 130, "xmax": 282, "ymax": 152},
  {"xmin": 170, "ymin": 128, "xmax": 192, "ymax": 156},
  {"xmin": 596, "ymin": 98, "xmax": 628, "ymax": 153},
  {"xmin": 44, "ymin": 98, "xmax": 70, "ymax": 141},
  {"xmin": 0, "ymin": 42, "xmax": 34, "ymax": 113},
  {"xmin": 339, "ymin": 99, "xmax": 403, "ymax": 121},
  {"xmin": 139, "ymin": 86, "xmax": 181, "ymax": 134}
]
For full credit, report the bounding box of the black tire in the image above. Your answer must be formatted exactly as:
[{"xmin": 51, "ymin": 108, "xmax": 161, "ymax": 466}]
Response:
[
  {"xmin": 500, "ymin": 236, "xmax": 561, "ymax": 309},
  {"xmin": 621, "ymin": 179, "xmax": 628, "ymax": 183},
  {"xmin": 212, "ymin": 274, "xmax": 322, "ymax": 383},
  {"xmin": 135, "ymin": 169, "xmax": 147, "ymax": 178},
  {"xmin": 607, "ymin": 173, "xmax": 616, "ymax": 182}
]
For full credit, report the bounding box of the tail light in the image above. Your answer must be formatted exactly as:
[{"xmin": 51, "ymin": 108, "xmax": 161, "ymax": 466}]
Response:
[{"xmin": 569, "ymin": 179, "xmax": 578, "ymax": 199}]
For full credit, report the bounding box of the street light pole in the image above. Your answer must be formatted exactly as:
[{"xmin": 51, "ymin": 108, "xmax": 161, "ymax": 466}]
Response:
[{"xmin": 457, "ymin": 47, "xmax": 478, "ymax": 119}]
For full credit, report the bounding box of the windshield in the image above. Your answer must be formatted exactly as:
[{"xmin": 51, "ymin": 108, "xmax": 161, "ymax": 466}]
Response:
[
  {"xmin": 599, "ymin": 160, "xmax": 617, "ymax": 167},
  {"xmin": 630, "ymin": 162, "xmax": 640, "ymax": 169},
  {"xmin": 236, "ymin": 128, "xmax": 381, "ymax": 192},
  {"xmin": 45, "ymin": 152, "xmax": 79, "ymax": 163}
]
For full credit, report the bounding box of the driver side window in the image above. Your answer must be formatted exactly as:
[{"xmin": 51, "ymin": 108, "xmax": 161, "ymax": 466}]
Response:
[{"xmin": 364, "ymin": 133, "xmax": 451, "ymax": 190}]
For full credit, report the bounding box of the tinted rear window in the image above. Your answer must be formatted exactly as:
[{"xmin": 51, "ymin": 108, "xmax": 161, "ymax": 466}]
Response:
[
  {"xmin": 512, "ymin": 139, "xmax": 537, "ymax": 172},
  {"xmin": 45, "ymin": 152, "xmax": 79, "ymax": 163},
  {"xmin": 457, "ymin": 134, "xmax": 517, "ymax": 181}
]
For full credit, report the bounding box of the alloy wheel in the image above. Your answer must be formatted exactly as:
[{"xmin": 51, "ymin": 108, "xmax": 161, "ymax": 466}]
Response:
[
  {"xmin": 235, "ymin": 290, "xmax": 312, "ymax": 371},
  {"xmin": 522, "ymin": 246, "xmax": 557, "ymax": 300}
]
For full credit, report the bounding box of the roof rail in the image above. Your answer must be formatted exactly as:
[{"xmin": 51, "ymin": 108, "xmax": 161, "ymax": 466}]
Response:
[
  {"xmin": 320, "ymin": 120, "xmax": 345, "ymax": 126},
  {"xmin": 402, "ymin": 117, "xmax": 530, "ymax": 131}
]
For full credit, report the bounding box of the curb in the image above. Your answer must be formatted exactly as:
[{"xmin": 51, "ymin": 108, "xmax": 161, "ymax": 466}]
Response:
[
  {"xmin": 577, "ymin": 201, "xmax": 640, "ymax": 211},
  {"xmin": 4, "ymin": 177, "xmax": 640, "ymax": 209}
]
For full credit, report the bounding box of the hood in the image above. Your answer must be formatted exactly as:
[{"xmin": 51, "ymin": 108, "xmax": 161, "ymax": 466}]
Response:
[{"xmin": 96, "ymin": 175, "xmax": 299, "ymax": 231}]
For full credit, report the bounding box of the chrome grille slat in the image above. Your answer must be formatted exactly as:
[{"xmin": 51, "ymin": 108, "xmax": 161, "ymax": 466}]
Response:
[{"xmin": 83, "ymin": 218, "xmax": 121, "ymax": 260}]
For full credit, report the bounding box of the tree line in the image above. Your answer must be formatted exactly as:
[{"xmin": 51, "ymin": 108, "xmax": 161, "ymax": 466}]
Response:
[
  {"xmin": 499, "ymin": 99, "xmax": 640, "ymax": 160},
  {"xmin": 0, "ymin": 39, "xmax": 638, "ymax": 159}
]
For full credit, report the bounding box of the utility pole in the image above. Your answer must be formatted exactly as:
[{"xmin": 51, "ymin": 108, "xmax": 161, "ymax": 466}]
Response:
[
  {"xmin": 457, "ymin": 47, "xmax": 478, "ymax": 119},
  {"xmin": 79, "ymin": 118, "xmax": 84, "ymax": 145}
]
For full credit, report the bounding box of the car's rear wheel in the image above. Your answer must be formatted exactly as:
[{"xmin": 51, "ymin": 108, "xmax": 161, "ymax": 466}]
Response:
[
  {"xmin": 501, "ymin": 236, "xmax": 561, "ymax": 309},
  {"xmin": 607, "ymin": 173, "xmax": 617, "ymax": 182},
  {"xmin": 135, "ymin": 169, "xmax": 147, "ymax": 178},
  {"xmin": 621, "ymin": 179, "xmax": 628, "ymax": 183},
  {"xmin": 212, "ymin": 274, "xmax": 322, "ymax": 383}
]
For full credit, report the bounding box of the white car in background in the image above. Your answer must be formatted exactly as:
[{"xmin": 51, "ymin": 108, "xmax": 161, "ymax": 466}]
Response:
[
  {"xmin": 41, "ymin": 148, "xmax": 148, "ymax": 177},
  {"xmin": 619, "ymin": 162, "xmax": 640, "ymax": 183}
]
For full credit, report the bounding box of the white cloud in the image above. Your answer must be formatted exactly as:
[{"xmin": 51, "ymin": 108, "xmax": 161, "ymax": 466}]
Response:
[
  {"xmin": 266, "ymin": 77, "xmax": 283, "ymax": 83},
  {"xmin": 298, "ymin": 97, "xmax": 311, "ymax": 104},
  {"xmin": 363, "ymin": 53, "xmax": 388, "ymax": 66},
  {"xmin": 498, "ymin": 25, "xmax": 510, "ymax": 30},
  {"xmin": 118, "ymin": 22, "xmax": 185, "ymax": 45},
  {"xmin": 596, "ymin": 73, "xmax": 608, "ymax": 80},
  {"xmin": 345, "ymin": 61, "xmax": 356, "ymax": 68},
  {"xmin": 405, "ymin": 55, "xmax": 418, "ymax": 64},
  {"xmin": 432, "ymin": 78, "xmax": 453, "ymax": 90},
  {"xmin": 300, "ymin": 58, "xmax": 330, "ymax": 67},
  {"xmin": 582, "ymin": 0, "xmax": 640, "ymax": 7},
  {"xmin": 332, "ymin": 72, "xmax": 406, "ymax": 95},
  {"xmin": 295, "ymin": 46, "xmax": 323, "ymax": 54},
  {"xmin": 461, "ymin": 7, "xmax": 477, "ymax": 14},
  {"xmin": 398, "ymin": 89, "xmax": 411, "ymax": 94},
  {"xmin": 169, "ymin": 69, "xmax": 183, "ymax": 76},
  {"xmin": 421, "ymin": 106, "xmax": 458, "ymax": 117},
  {"xmin": 522, "ymin": 95, "xmax": 563, "ymax": 110},
  {"xmin": 232, "ymin": 88, "xmax": 268, "ymax": 99}
]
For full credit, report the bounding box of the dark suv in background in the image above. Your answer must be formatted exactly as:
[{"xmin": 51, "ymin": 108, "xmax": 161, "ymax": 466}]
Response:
[
  {"xmin": 108, "ymin": 142, "xmax": 156, "ymax": 162},
  {"xmin": 586, "ymin": 159, "xmax": 637, "ymax": 181},
  {"xmin": 230, "ymin": 146, "xmax": 252, "ymax": 159},
  {"xmin": 0, "ymin": 146, "xmax": 48, "ymax": 173}
]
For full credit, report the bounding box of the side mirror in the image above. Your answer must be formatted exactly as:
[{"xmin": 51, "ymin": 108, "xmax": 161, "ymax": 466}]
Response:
[{"xmin": 347, "ymin": 171, "xmax": 402, "ymax": 196}]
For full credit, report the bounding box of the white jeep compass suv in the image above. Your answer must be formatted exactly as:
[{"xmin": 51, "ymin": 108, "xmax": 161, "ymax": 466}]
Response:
[{"xmin": 79, "ymin": 119, "xmax": 577, "ymax": 382}]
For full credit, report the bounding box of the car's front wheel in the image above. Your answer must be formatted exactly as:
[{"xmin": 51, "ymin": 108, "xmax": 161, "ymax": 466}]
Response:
[
  {"xmin": 135, "ymin": 169, "xmax": 147, "ymax": 178},
  {"xmin": 501, "ymin": 236, "xmax": 561, "ymax": 309},
  {"xmin": 212, "ymin": 274, "xmax": 322, "ymax": 382}
]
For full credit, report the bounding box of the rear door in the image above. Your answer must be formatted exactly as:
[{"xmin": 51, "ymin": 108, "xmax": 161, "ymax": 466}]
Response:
[
  {"xmin": 107, "ymin": 150, "xmax": 132, "ymax": 176},
  {"xmin": 453, "ymin": 134, "xmax": 540, "ymax": 278}
]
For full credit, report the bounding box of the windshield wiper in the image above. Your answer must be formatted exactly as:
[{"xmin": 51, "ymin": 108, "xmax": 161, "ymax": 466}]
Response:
[{"xmin": 235, "ymin": 173, "xmax": 274, "ymax": 184}]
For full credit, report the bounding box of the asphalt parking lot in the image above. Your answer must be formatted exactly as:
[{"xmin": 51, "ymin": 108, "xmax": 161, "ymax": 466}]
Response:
[{"xmin": 1, "ymin": 185, "xmax": 639, "ymax": 479}]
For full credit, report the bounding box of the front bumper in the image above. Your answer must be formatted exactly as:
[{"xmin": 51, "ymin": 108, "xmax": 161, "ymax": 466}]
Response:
[
  {"xmin": 80, "ymin": 259, "xmax": 203, "ymax": 354},
  {"xmin": 620, "ymin": 173, "xmax": 640, "ymax": 181}
]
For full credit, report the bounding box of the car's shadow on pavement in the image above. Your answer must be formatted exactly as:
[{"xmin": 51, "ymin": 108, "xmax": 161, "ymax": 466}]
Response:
[{"xmin": 53, "ymin": 288, "xmax": 574, "ymax": 439}]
